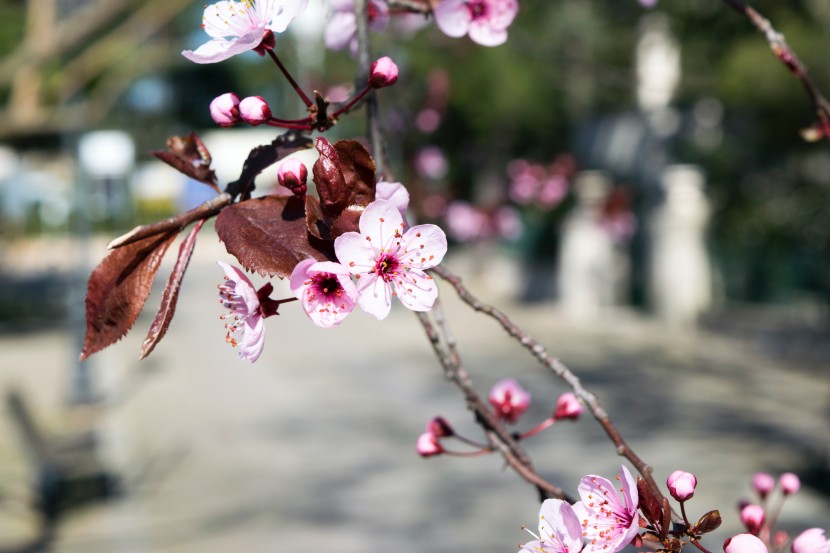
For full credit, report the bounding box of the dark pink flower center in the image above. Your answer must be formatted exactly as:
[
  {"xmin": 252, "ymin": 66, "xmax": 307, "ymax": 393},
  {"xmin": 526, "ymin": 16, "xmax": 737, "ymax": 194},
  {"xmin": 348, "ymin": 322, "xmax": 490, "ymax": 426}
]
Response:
[
  {"xmin": 466, "ymin": 0, "xmax": 487, "ymax": 19},
  {"xmin": 310, "ymin": 273, "xmax": 343, "ymax": 300},
  {"xmin": 374, "ymin": 253, "xmax": 401, "ymax": 282}
]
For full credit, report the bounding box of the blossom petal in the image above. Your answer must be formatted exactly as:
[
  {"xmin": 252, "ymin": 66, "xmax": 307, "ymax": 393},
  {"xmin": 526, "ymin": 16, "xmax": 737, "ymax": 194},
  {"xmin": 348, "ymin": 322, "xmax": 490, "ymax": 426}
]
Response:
[
  {"xmin": 334, "ymin": 231, "xmax": 377, "ymax": 274},
  {"xmin": 261, "ymin": 0, "xmax": 308, "ymax": 32},
  {"xmin": 375, "ymin": 180, "xmax": 410, "ymax": 221},
  {"xmin": 358, "ymin": 200, "xmax": 405, "ymax": 250},
  {"xmin": 289, "ymin": 258, "xmax": 318, "ymax": 296},
  {"xmin": 217, "ymin": 260, "xmax": 259, "ymax": 317},
  {"xmin": 401, "ymin": 223, "xmax": 447, "ymax": 269},
  {"xmin": 433, "ymin": 0, "xmax": 470, "ymax": 38},
  {"xmin": 183, "ymin": 30, "xmax": 268, "ymax": 64},
  {"xmin": 393, "ymin": 268, "xmax": 438, "ymax": 312},
  {"xmin": 324, "ymin": 11, "xmax": 357, "ymax": 50},
  {"xmin": 202, "ymin": 1, "xmax": 259, "ymax": 38},
  {"xmin": 538, "ymin": 499, "xmax": 583, "ymax": 553},
  {"xmin": 237, "ymin": 316, "xmax": 265, "ymax": 362},
  {"xmin": 467, "ymin": 20, "xmax": 508, "ymax": 46},
  {"xmin": 356, "ymin": 273, "xmax": 393, "ymax": 320}
]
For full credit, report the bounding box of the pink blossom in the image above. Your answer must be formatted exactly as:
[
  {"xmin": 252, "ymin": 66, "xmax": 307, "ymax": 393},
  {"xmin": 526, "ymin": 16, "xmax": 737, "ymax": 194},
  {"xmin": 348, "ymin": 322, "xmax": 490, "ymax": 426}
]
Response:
[
  {"xmin": 740, "ymin": 504, "xmax": 765, "ymax": 534},
  {"xmin": 289, "ymin": 259, "xmax": 358, "ymax": 328},
  {"xmin": 278, "ymin": 157, "xmax": 308, "ymax": 196},
  {"xmin": 375, "ymin": 181, "xmax": 410, "ymax": 222},
  {"xmin": 572, "ymin": 465, "xmax": 639, "ymax": 553},
  {"xmin": 217, "ymin": 261, "xmax": 266, "ymax": 362},
  {"xmin": 779, "ymin": 472, "xmax": 801, "ymax": 496},
  {"xmin": 416, "ymin": 431, "xmax": 443, "ymax": 457},
  {"xmin": 434, "ymin": 0, "xmax": 518, "ymax": 47},
  {"xmin": 334, "ymin": 199, "xmax": 447, "ymax": 320},
  {"xmin": 369, "ymin": 56, "xmax": 399, "ymax": 89},
  {"xmin": 414, "ymin": 146, "xmax": 449, "ymax": 180},
  {"xmin": 724, "ymin": 534, "xmax": 768, "ymax": 553},
  {"xmin": 553, "ymin": 392, "xmax": 583, "ymax": 421},
  {"xmin": 325, "ymin": 0, "xmax": 388, "ymax": 53},
  {"xmin": 538, "ymin": 174, "xmax": 569, "ymax": 208},
  {"xmin": 210, "ymin": 92, "xmax": 240, "ymax": 127},
  {"xmin": 752, "ymin": 472, "xmax": 776, "ymax": 499},
  {"xmin": 666, "ymin": 470, "xmax": 697, "ymax": 502},
  {"xmin": 792, "ymin": 528, "xmax": 830, "ymax": 553},
  {"xmin": 446, "ymin": 201, "xmax": 488, "ymax": 242},
  {"xmin": 488, "ymin": 378, "xmax": 531, "ymax": 424},
  {"xmin": 183, "ymin": 0, "xmax": 308, "ymax": 64},
  {"xmin": 521, "ymin": 499, "xmax": 584, "ymax": 553},
  {"xmin": 239, "ymin": 96, "xmax": 271, "ymax": 125}
]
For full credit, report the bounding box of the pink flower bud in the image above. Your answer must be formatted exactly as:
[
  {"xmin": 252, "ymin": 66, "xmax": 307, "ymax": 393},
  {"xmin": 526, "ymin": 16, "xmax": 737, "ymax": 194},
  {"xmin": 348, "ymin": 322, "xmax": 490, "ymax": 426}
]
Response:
[
  {"xmin": 740, "ymin": 504, "xmax": 766, "ymax": 535},
  {"xmin": 277, "ymin": 157, "xmax": 308, "ymax": 196},
  {"xmin": 416, "ymin": 432, "xmax": 443, "ymax": 457},
  {"xmin": 667, "ymin": 470, "xmax": 697, "ymax": 502},
  {"xmin": 779, "ymin": 472, "xmax": 800, "ymax": 496},
  {"xmin": 772, "ymin": 531, "xmax": 789, "ymax": 550},
  {"xmin": 791, "ymin": 528, "xmax": 830, "ymax": 553},
  {"xmin": 488, "ymin": 378, "xmax": 530, "ymax": 424},
  {"xmin": 553, "ymin": 392, "xmax": 583, "ymax": 421},
  {"xmin": 369, "ymin": 56, "xmax": 398, "ymax": 89},
  {"xmin": 724, "ymin": 534, "xmax": 769, "ymax": 553},
  {"xmin": 752, "ymin": 472, "xmax": 775, "ymax": 499},
  {"xmin": 427, "ymin": 416, "xmax": 454, "ymax": 438},
  {"xmin": 210, "ymin": 92, "xmax": 240, "ymax": 127},
  {"xmin": 239, "ymin": 96, "xmax": 272, "ymax": 125}
]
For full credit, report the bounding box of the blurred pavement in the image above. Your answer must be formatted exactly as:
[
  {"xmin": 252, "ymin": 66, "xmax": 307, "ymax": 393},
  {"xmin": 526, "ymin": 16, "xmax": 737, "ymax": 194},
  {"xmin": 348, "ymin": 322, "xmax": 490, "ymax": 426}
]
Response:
[{"xmin": 0, "ymin": 236, "xmax": 828, "ymax": 552}]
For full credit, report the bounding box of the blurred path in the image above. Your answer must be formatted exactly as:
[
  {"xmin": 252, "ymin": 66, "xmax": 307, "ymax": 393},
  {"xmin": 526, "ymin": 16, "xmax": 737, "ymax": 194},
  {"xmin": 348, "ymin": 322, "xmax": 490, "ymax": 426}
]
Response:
[{"xmin": 0, "ymin": 238, "xmax": 828, "ymax": 552}]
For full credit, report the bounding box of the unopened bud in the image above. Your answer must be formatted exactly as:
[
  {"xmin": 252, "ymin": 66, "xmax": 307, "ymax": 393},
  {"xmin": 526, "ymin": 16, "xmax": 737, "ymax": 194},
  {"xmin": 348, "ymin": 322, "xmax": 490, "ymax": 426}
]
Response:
[
  {"xmin": 416, "ymin": 431, "xmax": 443, "ymax": 457},
  {"xmin": 694, "ymin": 510, "xmax": 722, "ymax": 535},
  {"xmin": 210, "ymin": 92, "xmax": 240, "ymax": 127},
  {"xmin": 752, "ymin": 472, "xmax": 775, "ymax": 499},
  {"xmin": 740, "ymin": 504, "xmax": 765, "ymax": 535},
  {"xmin": 779, "ymin": 472, "xmax": 800, "ymax": 496},
  {"xmin": 667, "ymin": 470, "xmax": 697, "ymax": 502},
  {"xmin": 724, "ymin": 534, "xmax": 769, "ymax": 553},
  {"xmin": 277, "ymin": 157, "xmax": 308, "ymax": 196},
  {"xmin": 772, "ymin": 531, "xmax": 789, "ymax": 550},
  {"xmin": 488, "ymin": 378, "xmax": 530, "ymax": 424},
  {"xmin": 553, "ymin": 392, "xmax": 583, "ymax": 421},
  {"xmin": 427, "ymin": 416, "xmax": 454, "ymax": 438},
  {"xmin": 369, "ymin": 56, "xmax": 399, "ymax": 89},
  {"xmin": 239, "ymin": 96, "xmax": 272, "ymax": 126}
]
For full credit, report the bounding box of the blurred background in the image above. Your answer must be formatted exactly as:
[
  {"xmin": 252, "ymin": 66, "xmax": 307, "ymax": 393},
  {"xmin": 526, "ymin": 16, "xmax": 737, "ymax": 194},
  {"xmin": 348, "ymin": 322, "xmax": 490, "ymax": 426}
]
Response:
[{"xmin": 1, "ymin": 0, "xmax": 829, "ymax": 551}]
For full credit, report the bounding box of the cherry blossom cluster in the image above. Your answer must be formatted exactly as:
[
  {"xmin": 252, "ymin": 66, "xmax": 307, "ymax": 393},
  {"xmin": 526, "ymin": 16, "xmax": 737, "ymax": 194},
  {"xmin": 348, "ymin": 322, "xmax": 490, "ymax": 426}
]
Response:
[
  {"xmin": 325, "ymin": 0, "xmax": 519, "ymax": 49},
  {"xmin": 416, "ymin": 379, "xmax": 583, "ymax": 457},
  {"xmin": 735, "ymin": 472, "xmax": 829, "ymax": 553},
  {"xmin": 507, "ymin": 156, "xmax": 576, "ymax": 210},
  {"xmin": 218, "ymin": 180, "xmax": 447, "ymax": 362}
]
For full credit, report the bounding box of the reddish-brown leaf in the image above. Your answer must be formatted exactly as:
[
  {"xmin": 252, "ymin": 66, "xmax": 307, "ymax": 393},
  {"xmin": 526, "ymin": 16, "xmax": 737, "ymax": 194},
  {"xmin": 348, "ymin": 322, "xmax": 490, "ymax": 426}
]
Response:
[
  {"xmin": 637, "ymin": 476, "xmax": 663, "ymax": 531},
  {"xmin": 215, "ymin": 195, "xmax": 334, "ymax": 278},
  {"xmin": 313, "ymin": 137, "xmax": 348, "ymax": 218},
  {"xmin": 305, "ymin": 194, "xmax": 330, "ymax": 240},
  {"xmin": 312, "ymin": 138, "xmax": 376, "ymax": 219},
  {"xmin": 140, "ymin": 220, "xmax": 205, "ymax": 360},
  {"xmin": 334, "ymin": 139, "xmax": 376, "ymax": 208},
  {"xmin": 80, "ymin": 231, "xmax": 178, "ymax": 361},
  {"xmin": 153, "ymin": 133, "xmax": 218, "ymax": 189},
  {"xmin": 225, "ymin": 130, "xmax": 313, "ymax": 200}
]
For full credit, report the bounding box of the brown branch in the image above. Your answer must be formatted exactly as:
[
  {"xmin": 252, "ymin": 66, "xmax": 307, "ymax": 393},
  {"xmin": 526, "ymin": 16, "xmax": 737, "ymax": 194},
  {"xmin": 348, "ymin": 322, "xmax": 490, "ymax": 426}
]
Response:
[
  {"xmin": 721, "ymin": 0, "xmax": 830, "ymax": 140},
  {"xmin": 416, "ymin": 307, "xmax": 568, "ymax": 502},
  {"xmin": 107, "ymin": 193, "xmax": 232, "ymax": 249},
  {"xmin": 429, "ymin": 265, "xmax": 666, "ymax": 503},
  {"xmin": 386, "ymin": 0, "xmax": 431, "ymax": 14}
]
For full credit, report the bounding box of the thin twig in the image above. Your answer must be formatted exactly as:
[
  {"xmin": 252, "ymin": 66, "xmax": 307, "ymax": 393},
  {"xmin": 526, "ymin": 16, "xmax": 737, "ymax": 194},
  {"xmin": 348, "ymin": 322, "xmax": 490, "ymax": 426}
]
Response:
[
  {"xmin": 721, "ymin": 0, "xmax": 830, "ymax": 140},
  {"xmin": 429, "ymin": 265, "xmax": 666, "ymax": 502},
  {"xmin": 416, "ymin": 308, "xmax": 569, "ymax": 502},
  {"xmin": 353, "ymin": 0, "xmax": 385, "ymax": 177}
]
